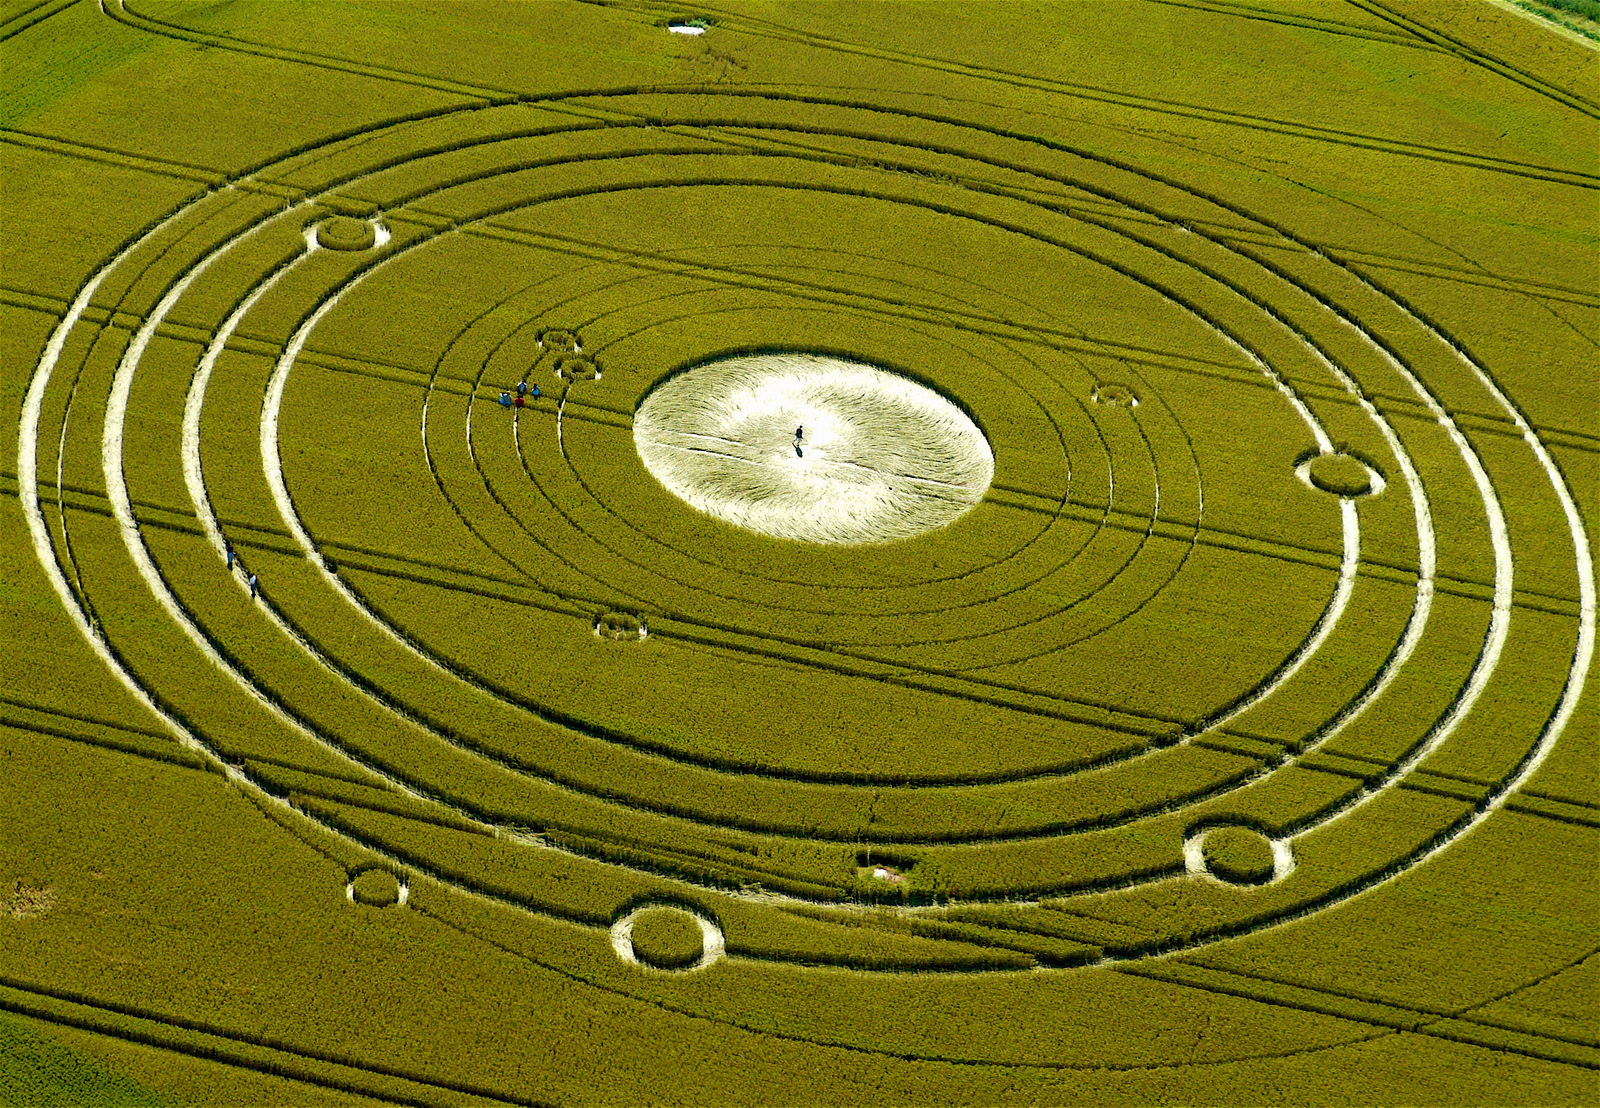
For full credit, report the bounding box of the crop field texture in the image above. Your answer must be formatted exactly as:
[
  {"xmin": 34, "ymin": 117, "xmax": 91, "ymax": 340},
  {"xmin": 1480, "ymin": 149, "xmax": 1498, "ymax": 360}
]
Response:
[{"xmin": 1, "ymin": 1, "xmax": 1596, "ymax": 1105}]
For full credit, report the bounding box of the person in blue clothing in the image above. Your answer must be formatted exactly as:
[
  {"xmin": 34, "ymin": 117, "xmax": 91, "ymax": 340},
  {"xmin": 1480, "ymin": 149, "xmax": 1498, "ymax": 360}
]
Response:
[
  {"xmin": 498, "ymin": 391, "xmax": 513, "ymax": 408},
  {"xmin": 515, "ymin": 380, "xmax": 528, "ymax": 397},
  {"xmin": 248, "ymin": 572, "xmax": 259, "ymax": 599}
]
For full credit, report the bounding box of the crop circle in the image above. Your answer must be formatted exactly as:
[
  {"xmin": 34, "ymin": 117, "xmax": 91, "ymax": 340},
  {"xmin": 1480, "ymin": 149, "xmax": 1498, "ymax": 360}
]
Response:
[
  {"xmin": 19, "ymin": 85, "xmax": 1590, "ymax": 1021},
  {"xmin": 610, "ymin": 903, "xmax": 725, "ymax": 972},
  {"xmin": 1197, "ymin": 826, "xmax": 1277, "ymax": 885},
  {"xmin": 633, "ymin": 352, "xmax": 994, "ymax": 544},
  {"xmin": 1091, "ymin": 383, "xmax": 1140, "ymax": 408},
  {"xmin": 538, "ymin": 329, "xmax": 581, "ymax": 354},
  {"xmin": 10, "ymin": 8, "xmax": 1594, "ymax": 1094},
  {"xmin": 552, "ymin": 353, "xmax": 600, "ymax": 381},
  {"xmin": 314, "ymin": 216, "xmax": 379, "ymax": 252},
  {"xmin": 627, "ymin": 907, "xmax": 705, "ymax": 969},
  {"xmin": 1297, "ymin": 451, "xmax": 1386, "ymax": 498},
  {"xmin": 594, "ymin": 611, "xmax": 648, "ymax": 641},
  {"xmin": 347, "ymin": 868, "xmax": 405, "ymax": 907}
]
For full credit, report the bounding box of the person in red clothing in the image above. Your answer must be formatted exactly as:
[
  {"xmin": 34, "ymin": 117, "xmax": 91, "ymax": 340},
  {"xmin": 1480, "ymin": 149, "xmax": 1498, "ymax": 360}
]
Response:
[{"xmin": 514, "ymin": 395, "xmax": 525, "ymax": 408}]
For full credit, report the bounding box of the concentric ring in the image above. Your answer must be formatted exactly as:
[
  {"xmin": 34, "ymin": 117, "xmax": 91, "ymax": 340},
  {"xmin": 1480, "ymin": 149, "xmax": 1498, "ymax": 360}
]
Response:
[{"xmin": 19, "ymin": 89, "xmax": 1591, "ymax": 995}]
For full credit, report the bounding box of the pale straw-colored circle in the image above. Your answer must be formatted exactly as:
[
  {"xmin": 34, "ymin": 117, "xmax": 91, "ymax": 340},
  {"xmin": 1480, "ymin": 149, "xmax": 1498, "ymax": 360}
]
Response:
[{"xmin": 633, "ymin": 353, "xmax": 994, "ymax": 545}]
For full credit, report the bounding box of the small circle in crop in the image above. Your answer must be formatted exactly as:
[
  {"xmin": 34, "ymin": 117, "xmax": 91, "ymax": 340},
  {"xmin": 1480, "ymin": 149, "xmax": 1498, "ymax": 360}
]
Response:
[
  {"xmin": 1198, "ymin": 826, "xmax": 1277, "ymax": 885},
  {"xmin": 348, "ymin": 868, "xmax": 405, "ymax": 907},
  {"xmin": 1297, "ymin": 451, "xmax": 1385, "ymax": 498},
  {"xmin": 315, "ymin": 215, "xmax": 378, "ymax": 252},
  {"xmin": 595, "ymin": 611, "xmax": 648, "ymax": 641},
  {"xmin": 537, "ymin": 328, "xmax": 581, "ymax": 354},
  {"xmin": 1091, "ymin": 382, "xmax": 1140, "ymax": 408},
  {"xmin": 628, "ymin": 907, "xmax": 705, "ymax": 969},
  {"xmin": 553, "ymin": 354, "xmax": 600, "ymax": 381}
]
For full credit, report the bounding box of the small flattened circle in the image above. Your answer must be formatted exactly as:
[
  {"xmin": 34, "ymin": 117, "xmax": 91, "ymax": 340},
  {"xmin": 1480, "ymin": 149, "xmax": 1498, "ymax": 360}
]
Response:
[
  {"xmin": 610, "ymin": 902, "xmax": 725, "ymax": 972},
  {"xmin": 315, "ymin": 216, "xmax": 379, "ymax": 252},
  {"xmin": 629, "ymin": 907, "xmax": 704, "ymax": 969},
  {"xmin": 1091, "ymin": 382, "xmax": 1140, "ymax": 408},
  {"xmin": 595, "ymin": 610, "xmax": 648, "ymax": 641},
  {"xmin": 347, "ymin": 868, "xmax": 406, "ymax": 907},
  {"xmin": 538, "ymin": 328, "xmax": 581, "ymax": 353},
  {"xmin": 1297, "ymin": 451, "xmax": 1386, "ymax": 498},
  {"xmin": 1185, "ymin": 825, "xmax": 1292, "ymax": 886},
  {"xmin": 633, "ymin": 353, "xmax": 994, "ymax": 545},
  {"xmin": 1201, "ymin": 827, "xmax": 1275, "ymax": 885},
  {"xmin": 553, "ymin": 354, "xmax": 600, "ymax": 381}
]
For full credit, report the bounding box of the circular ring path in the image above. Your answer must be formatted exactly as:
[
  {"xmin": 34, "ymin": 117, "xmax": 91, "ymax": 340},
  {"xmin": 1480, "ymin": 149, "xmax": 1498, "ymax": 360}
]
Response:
[{"xmin": 20, "ymin": 86, "xmax": 1593, "ymax": 1067}]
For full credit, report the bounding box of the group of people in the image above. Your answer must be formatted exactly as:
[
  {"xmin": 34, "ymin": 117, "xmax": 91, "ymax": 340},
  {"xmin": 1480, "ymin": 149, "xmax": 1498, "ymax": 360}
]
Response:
[
  {"xmin": 498, "ymin": 379, "xmax": 541, "ymax": 409},
  {"xmin": 224, "ymin": 543, "xmax": 259, "ymax": 598},
  {"xmin": 224, "ymin": 540, "xmax": 340, "ymax": 602}
]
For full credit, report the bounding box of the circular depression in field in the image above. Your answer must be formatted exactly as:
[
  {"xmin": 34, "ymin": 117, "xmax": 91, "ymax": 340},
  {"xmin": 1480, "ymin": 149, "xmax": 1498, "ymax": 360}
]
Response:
[{"xmin": 633, "ymin": 353, "xmax": 994, "ymax": 544}]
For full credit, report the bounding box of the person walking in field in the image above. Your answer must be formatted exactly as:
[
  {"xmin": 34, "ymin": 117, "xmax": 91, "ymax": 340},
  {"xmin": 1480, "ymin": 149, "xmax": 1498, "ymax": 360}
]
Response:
[
  {"xmin": 248, "ymin": 572, "xmax": 259, "ymax": 599},
  {"xmin": 514, "ymin": 394, "xmax": 526, "ymax": 408},
  {"xmin": 516, "ymin": 380, "xmax": 528, "ymax": 397},
  {"xmin": 225, "ymin": 542, "xmax": 235, "ymax": 571},
  {"xmin": 498, "ymin": 391, "xmax": 513, "ymax": 408},
  {"xmin": 529, "ymin": 383, "xmax": 540, "ymax": 399}
]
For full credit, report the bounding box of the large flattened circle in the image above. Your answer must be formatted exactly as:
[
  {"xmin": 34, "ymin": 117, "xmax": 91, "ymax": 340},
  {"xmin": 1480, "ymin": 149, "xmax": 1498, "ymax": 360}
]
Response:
[{"xmin": 633, "ymin": 353, "xmax": 994, "ymax": 545}]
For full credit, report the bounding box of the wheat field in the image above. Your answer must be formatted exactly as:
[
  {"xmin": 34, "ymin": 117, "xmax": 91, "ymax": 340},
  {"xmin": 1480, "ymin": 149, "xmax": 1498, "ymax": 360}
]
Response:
[{"xmin": 1, "ymin": 1, "xmax": 1596, "ymax": 1105}]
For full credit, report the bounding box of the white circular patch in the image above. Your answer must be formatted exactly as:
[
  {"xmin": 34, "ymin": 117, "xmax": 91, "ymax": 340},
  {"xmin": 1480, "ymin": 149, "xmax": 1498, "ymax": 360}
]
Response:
[{"xmin": 634, "ymin": 354, "xmax": 994, "ymax": 545}]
